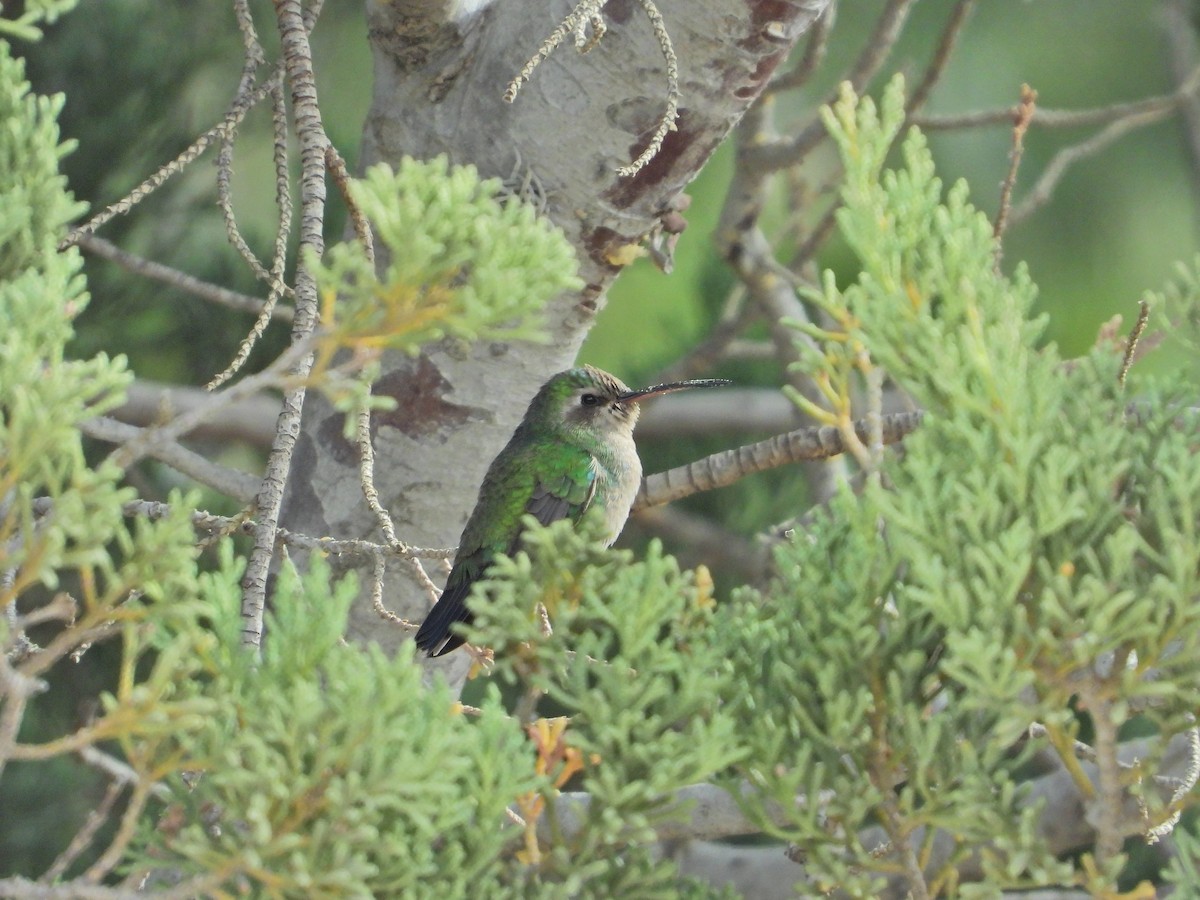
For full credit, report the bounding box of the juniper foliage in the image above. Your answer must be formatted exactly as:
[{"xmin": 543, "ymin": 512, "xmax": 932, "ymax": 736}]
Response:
[
  {"xmin": 5, "ymin": 17, "xmax": 1200, "ymax": 893},
  {"xmin": 720, "ymin": 79, "xmax": 1200, "ymax": 895}
]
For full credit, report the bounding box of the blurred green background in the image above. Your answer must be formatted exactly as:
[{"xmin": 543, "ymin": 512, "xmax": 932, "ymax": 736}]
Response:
[{"xmin": 5, "ymin": 0, "xmax": 1199, "ymax": 880}]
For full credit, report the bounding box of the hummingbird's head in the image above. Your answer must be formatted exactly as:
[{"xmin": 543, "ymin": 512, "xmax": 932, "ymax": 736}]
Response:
[{"xmin": 531, "ymin": 365, "xmax": 731, "ymax": 440}]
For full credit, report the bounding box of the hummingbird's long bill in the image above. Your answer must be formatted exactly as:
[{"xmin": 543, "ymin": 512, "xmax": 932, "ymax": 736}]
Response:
[{"xmin": 617, "ymin": 378, "xmax": 732, "ymax": 403}]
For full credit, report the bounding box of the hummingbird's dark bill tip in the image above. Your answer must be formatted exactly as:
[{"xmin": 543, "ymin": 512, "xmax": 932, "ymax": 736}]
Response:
[{"xmin": 619, "ymin": 378, "xmax": 732, "ymax": 402}]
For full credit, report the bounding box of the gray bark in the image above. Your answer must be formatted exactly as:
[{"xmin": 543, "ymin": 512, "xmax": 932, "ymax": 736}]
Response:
[{"xmin": 281, "ymin": 0, "xmax": 832, "ymax": 681}]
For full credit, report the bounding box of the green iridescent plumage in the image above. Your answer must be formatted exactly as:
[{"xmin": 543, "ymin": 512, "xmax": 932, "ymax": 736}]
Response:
[{"xmin": 414, "ymin": 366, "xmax": 728, "ymax": 656}]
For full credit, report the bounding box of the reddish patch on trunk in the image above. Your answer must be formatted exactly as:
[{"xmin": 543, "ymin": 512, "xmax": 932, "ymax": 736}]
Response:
[
  {"xmin": 373, "ymin": 356, "xmax": 486, "ymax": 439},
  {"xmin": 317, "ymin": 357, "xmax": 488, "ymax": 463},
  {"xmin": 602, "ymin": 110, "xmax": 713, "ymax": 208}
]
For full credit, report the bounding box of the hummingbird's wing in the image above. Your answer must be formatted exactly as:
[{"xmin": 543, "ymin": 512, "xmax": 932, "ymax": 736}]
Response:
[{"xmin": 414, "ymin": 444, "xmax": 598, "ymax": 657}]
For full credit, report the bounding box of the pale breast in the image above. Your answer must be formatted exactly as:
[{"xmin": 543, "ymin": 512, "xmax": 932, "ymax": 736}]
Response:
[{"xmin": 590, "ymin": 438, "xmax": 643, "ymax": 545}]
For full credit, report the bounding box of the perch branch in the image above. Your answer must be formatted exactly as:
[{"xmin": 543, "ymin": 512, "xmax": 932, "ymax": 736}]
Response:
[{"xmin": 635, "ymin": 411, "xmax": 924, "ymax": 511}]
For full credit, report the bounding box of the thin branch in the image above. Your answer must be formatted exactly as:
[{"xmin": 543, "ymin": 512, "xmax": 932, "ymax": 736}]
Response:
[
  {"xmin": 616, "ymin": 0, "xmax": 679, "ymax": 178},
  {"xmin": 993, "ymin": 83, "xmax": 1037, "ymax": 269},
  {"xmin": 769, "ymin": 0, "xmax": 836, "ymax": 92},
  {"xmin": 355, "ymin": 402, "xmax": 442, "ymax": 602},
  {"xmin": 215, "ymin": 1, "xmax": 283, "ymax": 289},
  {"xmin": 59, "ymin": 76, "xmax": 281, "ymax": 250},
  {"xmin": 503, "ymin": 0, "xmax": 680, "ymax": 178},
  {"xmin": 369, "ymin": 551, "xmax": 412, "ymax": 627},
  {"xmin": 0, "ymin": 659, "xmax": 41, "ymax": 783},
  {"xmin": 208, "ymin": 58, "xmax": 294, "ymax": 391},
  {"xmin": 844, "ymin": 0, "xmax": 917, "ymax": 98},
  {"xmin": 1119, "ymin": 300, "xmax": 1151, "ymax": 387},
  {"xmin": 1147, "ymin": 725, "xmax": 1200, "ymax": 843},
  {"xmin": 634, "ymin": 411, "xmax": 924, "ymax": 511},
  {"xmin": 241, "ymin": 0, "xmax": 329, "ymax": 651},
  {"xmin": 1163, "ymin": 0, "xmax": 1200, "ymax": 224},
  {"xmin": 0, "ymin": 877, "xmax": 217, "ymax": 899},
  {"xmin": 327, "ymin": 143, "xmax": 374, "ymax": 262},
  {"xmin": 104, "ymin": 498, "xmax": 456, "ymax": 560},
  {"xmin": 914, "ymin": 61, "xmax": 1200, "ymax": 132},
  {"xmin": 878, "ymin": 782, "xmax": 930, "ymax": 900},
  {"xmin": 104, "ymin": 338, "xmax": 311, "ymax": 473},
  {"xmin": 77, "ymin": 745, "xmax": 164, "ymax": 793},
  {"xmin": 648, "ymin": 285, "xmax": 753, "ymax": 384},
  {"xmin": 74, "ymin": 234, "xmax": 293, "ymax": 323},
  {"xmin": 1010, "ymin": 103, "xmax": 1179, "ymax": 225},
  {"xmin": 635, "ymin": 388, "xmax": 803, "ymax": 439},
  {"xmin": 748, "ymin": 0, "xmax": 917, "ymax": 172},
  {"xmin": 81, "ymin": 416, "xmax": 262, "ymax": 502},
  {"xmin": 789, "ymin": 194, "xmax": 841, "ymax": 272},
  {"xmin": 905, "ymin": 0, "xmax": 975, "ymax": 115},
  {"xmin": 40, "ymin": 779, "xmax": 126, "ymax": 883},
  {"xmin": 356, "ymin": 405, "xmax": 400, "ymax": 547},
  {"xmin": 109, "ymin": 378, "xmax": 278, "ymax": 447},
  {"xmin": 1079, "ymin": 684, "xmax": 1125, "ymax": 867},
  {"xmin": 717, "ymin": 96, "xmax": 848, "ymax": 503}
]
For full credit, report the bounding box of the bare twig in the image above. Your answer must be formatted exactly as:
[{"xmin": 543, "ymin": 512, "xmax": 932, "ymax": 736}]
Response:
[
  {"xmin": 503, "ymin": 0, "xmax": 680, "ymax": 178},
  {"xmin": 749, "ymin": 0, "xmax": 917, "ymax": 172},
  {"xmin": 914, "ymin": 80, "xmax": 1200, "ymax": 132},
  {"xmin": 844, "ymin": 0, "xmax": 917, "ymax": 99},
  {"xmin": 109, "ymin": 378, "xmax": 278, "ymax": 447},
  {"xmin": 1010, "ymin": 103, "xmax": 1178, "ymax": 225},
  {"xmin": 101, "ymin": 498, "xmax": 455, "ymax": 561},
  {"xmin": 104, "ymin": 338, "xmax": 310, "ymax": 473},
  {"xmin": 906, "ymin": 0, "xmax": 975, "ymax": 115},
  {"xmin": 1080, "ymin": 684, "xmax": 1125, "ymax": 867},
  {"xmin": 82, "ymin": 416, "xmax": 262, "ymax": 502},
  {"xmin": 634, "ymin": 411, "xmax": 923, "ymax": 511},
  {"xmin": 635, "ymin": 388, "xmax": 803, "ymax": 439},
  {"xmin": 241, "ymin": 0, "xmax": 329, "ymax": 651},
  {"xmin": 993, "ymin": 83, "xmax": 1037, "ymax": 269},
  {"xmin": 215, "ymin": 0, "xmax": 282, "ymax": 289},
  {"xmin": 370, "ymin": 551, "xmax": 412, "ymax": 627},
  {"xmin": 1147, "ymin": 725, "xmax": 1200, "ymax": 843},
  {"xmin": 718, "ymin": 98, "xmax": 848, "ymax": 503},
  {"xmin": 769, "ymin": 0, "xmax": 836, "ymax": 92},
  {"xmin": 327, "ymin": 144, "xmax": 374, "ymax": 262},
  {"xmin": 354, "ymin": 400, "xmax": 443, "ymax": 602},
  {"xmin": 0, "ymin": 876, "xmax": 217, "ymax": 899},
  {"xmin": 0, "ymin": 659, "xmax": 42, "ymax": 783},
  {"xmin": 1163, "ymin": 0, "xmax": 1200, "ymax": 222},
  {"xmin": 208, "ymin": 47, "xmax": 294, "ymax": 390},
  {"xmin": 40, "ymin": 779, "xmax": 126, "ymax": 883},
  {"xmin": 1119, "ymin": 300, "xmax": 1151, "ymax": 387},
  {"xmin": 82, "ymin": 777, "xmax": 156, "ymax": 883},
  {"xmin": 616, "ymin": 0, "xmax": 679, "ymax": 178},
  {"xmin": 790, "ymin": 196, "xmax": 841, "ymax": 272},
  {"xmin": 648, "ymin": 286, "xmax": 753, "ymax": 384},
  {"xmin": 74, "ymin": 234, "xmax": 293, "ymax": 323},
  {"xmin": 60, "ymin": 76, "xmax": 281, "ymax": 250}
]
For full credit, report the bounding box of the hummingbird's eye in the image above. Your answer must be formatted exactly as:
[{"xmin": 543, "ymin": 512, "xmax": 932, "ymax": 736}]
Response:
[{"xmin": 580, "ymin": 393, "xmax": 601, "ymax": 407}]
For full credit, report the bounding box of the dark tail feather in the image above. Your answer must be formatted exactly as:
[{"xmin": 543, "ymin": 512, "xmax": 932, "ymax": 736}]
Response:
[{"xmin": 414, "ymin": 581, "xmax": 472, "ymax": 657}]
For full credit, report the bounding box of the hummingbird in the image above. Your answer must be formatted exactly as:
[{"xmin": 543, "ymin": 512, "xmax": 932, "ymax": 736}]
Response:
[{"xmin": 413, "ymin": 365, "xmax": 729, "ymax": 656}]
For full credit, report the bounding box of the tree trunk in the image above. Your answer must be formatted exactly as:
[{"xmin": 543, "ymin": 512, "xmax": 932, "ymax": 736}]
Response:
[{"xmin": 281, "ymin": 0, "xmax": 832, "ymax": 682}]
